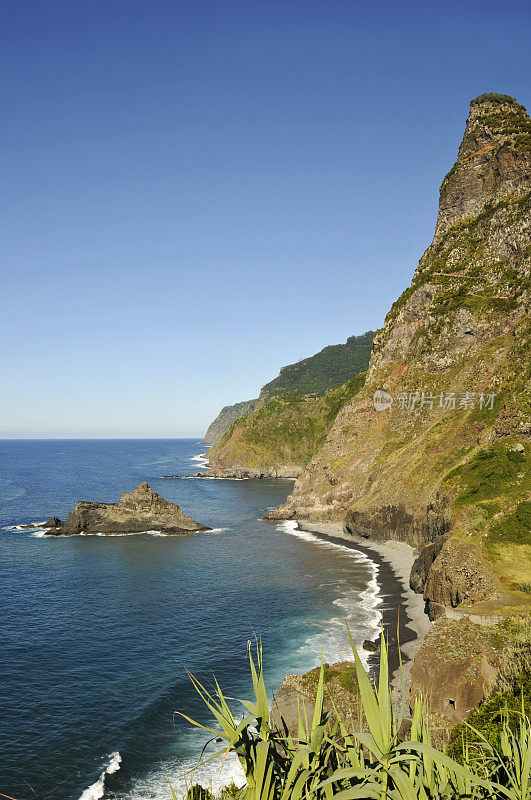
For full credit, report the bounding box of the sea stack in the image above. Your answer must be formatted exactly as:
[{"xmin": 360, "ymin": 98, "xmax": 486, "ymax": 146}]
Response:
[{"xmin": 46, "ymin": 482, "xmax": 210, "ymax": 536}]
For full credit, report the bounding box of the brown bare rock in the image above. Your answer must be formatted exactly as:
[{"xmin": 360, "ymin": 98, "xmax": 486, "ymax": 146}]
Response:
[
  {"xmin": 43, "ymin": 517, "xmax": 64, "ymax": 529},
  {"xmin": 410, "ymin": 617, "xmax": 500, "ymax": 722},
  {"xmin": 409, "ymin": 536, "xmax": 447, "ymax": 594},
  {"xmin": 423, "ymin": 539, "xmax": 502, "ymax": 619},
  {"xmin": 436, "ymin": 94, "xmax": 531, "ymax": 238},
  {"xmin": 49, "ymin": 483, "xmax": 209, "ymax": 536}
]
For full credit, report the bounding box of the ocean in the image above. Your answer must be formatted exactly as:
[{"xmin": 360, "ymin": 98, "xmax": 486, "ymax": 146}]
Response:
[{"xmin": 0, "ymin": 439, "xmax": 382, "ymax": 800}]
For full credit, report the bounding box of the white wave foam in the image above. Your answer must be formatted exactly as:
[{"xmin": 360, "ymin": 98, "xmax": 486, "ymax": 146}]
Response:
[
  {"xmin": 30, "ymin": 530, "xmax": 47, "ymax": 538},
  {"xmin": 277, "ymin": 521, "xmax": 382, "ymax": 668},
  {"xmin": 121, "ymin": 750, "xmax": 244, "ymax": 800},
  {"xmin": 190, "ymin": 452, "xmax": 209, "ymax": 469},
  {"xmin": 78, "ymin": 751, "xmax": 122, "ymax": 800},
  {"xmin": 4, "ymin": 521, "xmax": 47, "ymax": 531}
]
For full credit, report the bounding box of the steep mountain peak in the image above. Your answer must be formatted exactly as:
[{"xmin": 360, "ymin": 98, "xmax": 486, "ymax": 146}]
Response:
[
  {"xmin": 436, "ymin": 93, "xmax": 531, "ymax": 237},
  {"xmin": 271, "ymin": 95, "xmax": 530, "ymax": 610}
]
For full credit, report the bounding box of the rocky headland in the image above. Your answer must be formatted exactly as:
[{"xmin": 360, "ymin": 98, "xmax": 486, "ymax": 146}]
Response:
[
  {"xmin": 41, "ymin": 482, "xmax": 210, "ymax": 536},
  {"xmin": 260, "ymin": 94, "xmax": 531, "ymax": 731},
  {"xmin": 203, "ymin": 373, "xmax": 367, "ymax": 479},
  {"xmin": 202, "ymin": 332, "xmax": 374, "ymax": 445},
  {"xmin": 183, "ymin": 465, "xmax": 302, "ymax": 479},
  {"xmin": 202, "ymin": 399, "xmax": 260, "ymax": 446}
]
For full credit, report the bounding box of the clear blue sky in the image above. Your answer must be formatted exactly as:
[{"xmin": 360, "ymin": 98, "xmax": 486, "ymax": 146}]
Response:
[{"xmin": 1, "ymin": 0, "xmax": 529, "ymax": 437}]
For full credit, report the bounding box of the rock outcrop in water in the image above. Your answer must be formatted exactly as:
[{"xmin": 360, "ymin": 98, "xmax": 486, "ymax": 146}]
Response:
[{"xmin": 47, "ymin": 483, "xmax": 210, "ymax": 535}]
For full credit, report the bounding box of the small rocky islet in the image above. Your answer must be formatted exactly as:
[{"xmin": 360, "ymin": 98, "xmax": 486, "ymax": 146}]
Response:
[{"xmin": 35, "ymin": 482, "xmax": 209, "ymax": 536}]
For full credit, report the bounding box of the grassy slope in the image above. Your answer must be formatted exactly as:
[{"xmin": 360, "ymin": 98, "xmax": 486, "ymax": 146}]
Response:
[
  {"xmin": 208, "ymin": 373, "xmax": 366, "ymax": 471},
  {"xmin": 444, "ymin": 439, "xmax": 531, "ymax": 595}
]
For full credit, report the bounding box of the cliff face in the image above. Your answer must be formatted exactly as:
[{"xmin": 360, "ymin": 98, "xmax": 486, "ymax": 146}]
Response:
[
  {"xmin": 205, "ymin": 373, "xmax": 366, "ymax": 478},
  {"xmin": 201, "ymin": 332, "xmax": 374, "ymax": 444},
  {"xmin": 202, "ymin": 399, "xmax": 259, "ymax": 445},
  {"xmin": 269, "ymin": 94, "xmax": 530, "ymax": 613}
]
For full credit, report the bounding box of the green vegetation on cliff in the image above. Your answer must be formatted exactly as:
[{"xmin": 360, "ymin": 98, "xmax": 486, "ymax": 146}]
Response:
[
  {"xmin": 208, "ymin": 373, "xmax": 366, "ymax": 472},
  {"xmin": 259, "ymin": 331, "xmax": 374, "ymax": 400},
  {"xmin": 202, "ymin": 331, "xmax": 374, "ymax": 445},
  {"xmin": 443, "ymin": 441, "xmax": 530, "ymax": 594},
  {"xmin": 383, "ymin": 191, "xmax": 530, "ymax": 340},
  {"xmin": 445, "ymin": 442, "xmax": 527, "ymax": 508}
]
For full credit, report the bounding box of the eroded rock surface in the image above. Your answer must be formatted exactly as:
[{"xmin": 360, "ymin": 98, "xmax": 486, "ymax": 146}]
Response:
[
  {"xmin": 410, "ymin": 618, "xmax": 504, "ymax": 722},
  {"xmin": 47, "ymin": 482, "xmax": 209, "ymax": 536},
  {"xmin": 266, "ymin": 95, "xmax": 530, "ymax": 624},
  {"xmin": 423, "ymin": 539, "xmax": 501, "ymax": 619},
  {"xmin": 271, "ymin": 661, "xmax": 361, "ymax": 735}
]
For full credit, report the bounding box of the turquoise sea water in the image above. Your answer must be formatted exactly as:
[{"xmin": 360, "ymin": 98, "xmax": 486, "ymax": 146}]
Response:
[{"xmin": 0, "ymin": 439, "xmax": 382, "ymax": 800}]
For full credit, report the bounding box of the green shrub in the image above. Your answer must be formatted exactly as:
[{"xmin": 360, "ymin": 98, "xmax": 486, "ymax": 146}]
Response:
[
  {"xmin": 487, "ymin": 501, "xmax": 531, "ymax": 549},
  {"xmin": 445, "ymin": 443, "xmax": 527, "ymax": 506},
  {"xmin": 175, "ymin": 632, "xmax": 531, "ymax": 800},
  {"xmin": 448, "ymin": 671, "xmax": 531, "ymax": 762},
  {"xmin": 186, "ymin": 785, "xmax": 215, "ymax": 800}
]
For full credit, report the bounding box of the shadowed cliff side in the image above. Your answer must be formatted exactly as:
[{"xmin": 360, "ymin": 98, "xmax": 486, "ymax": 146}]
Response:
[{"xmin": 202, "ymin": 399, "xmax": 259, "ymax": 446}]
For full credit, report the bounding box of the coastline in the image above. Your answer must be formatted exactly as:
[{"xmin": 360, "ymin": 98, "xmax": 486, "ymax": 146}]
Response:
[{"xmin": 295, "ymin": 520, "xmax": 431, "ymax": 694}]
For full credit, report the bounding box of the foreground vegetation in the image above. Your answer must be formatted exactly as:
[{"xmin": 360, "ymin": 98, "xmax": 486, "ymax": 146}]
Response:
[{"xmin": 175, "ymin": 633, "xmax": 530, "ymax": 800}]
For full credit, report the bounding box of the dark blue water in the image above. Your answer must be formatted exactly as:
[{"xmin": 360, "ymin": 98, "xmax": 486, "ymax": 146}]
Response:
[{"xmin": 0, "ymin": 439, "xmax": 380, "ymax": 800}]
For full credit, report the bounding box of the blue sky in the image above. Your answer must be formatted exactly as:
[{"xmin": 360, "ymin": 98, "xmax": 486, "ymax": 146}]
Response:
[{"xmin": 1, "ymin": 0, "xmax": 530, "ymax": 437}]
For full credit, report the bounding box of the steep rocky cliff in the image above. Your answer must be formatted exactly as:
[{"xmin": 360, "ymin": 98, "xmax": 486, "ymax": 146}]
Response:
[
  {"xmin": 202, "ymin": 399, "xmax": 259, "ymax": 446},
  {"xmin": 201, "ymin": 332, "xmax": 374, "ymax": 444},
  {"xmin": 268, "ymin": 94, "xmax": 530, "ymax": 617}
]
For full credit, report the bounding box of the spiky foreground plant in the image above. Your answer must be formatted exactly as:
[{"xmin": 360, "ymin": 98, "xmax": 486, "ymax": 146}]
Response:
[{"xmin": 175, "ymin": 631, "xmax": 530, "ymax": 800}]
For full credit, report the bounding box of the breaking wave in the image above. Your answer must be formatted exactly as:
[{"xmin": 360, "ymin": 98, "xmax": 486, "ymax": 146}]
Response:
[
  {"xmin": 190, "ymin": 452, "xmax": 209, "ymax": 469},
  {"xmin": 276, "ymin": 521, "xmax": 382, "ymax": 668},
  {"xmin": 78, "ymin": 751, "xmax": 122, "ymax": 800},
  {"xmin": 118, "ymin": 749, "xmax": 244, "ymax": 800}
]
